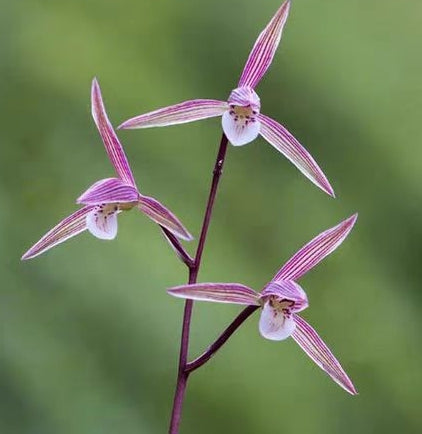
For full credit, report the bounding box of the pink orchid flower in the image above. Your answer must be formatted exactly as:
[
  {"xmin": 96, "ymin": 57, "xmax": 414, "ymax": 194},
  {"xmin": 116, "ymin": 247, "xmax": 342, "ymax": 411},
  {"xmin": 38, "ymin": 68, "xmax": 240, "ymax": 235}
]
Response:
[
  {"xmin": 119, "ymin": 1, "xmax": 334, "ymax": 197},
  {"xmin": 168, "ymin": 214, "xmax": 358, "ymax": 394},
  {"xmin": 22, "ymin": 79, "xmax": 192, "ymax": 260}
]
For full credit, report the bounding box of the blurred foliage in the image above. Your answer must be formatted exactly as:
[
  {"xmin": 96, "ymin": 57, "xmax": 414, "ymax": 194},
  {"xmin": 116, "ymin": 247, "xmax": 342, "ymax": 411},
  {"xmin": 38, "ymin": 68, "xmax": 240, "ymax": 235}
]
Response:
[{"xmin": 1, "ymin": 0, "xmax": 421, "ymax": 433}]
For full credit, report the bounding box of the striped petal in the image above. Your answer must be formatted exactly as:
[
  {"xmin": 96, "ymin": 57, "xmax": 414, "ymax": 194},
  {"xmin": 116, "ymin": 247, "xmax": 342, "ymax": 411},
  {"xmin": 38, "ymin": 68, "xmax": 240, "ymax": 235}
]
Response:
[
  {"xmin": 119, "ymin": 99, "xmax": 228, "ymax": 129},
  {"xmin": 291, "ymin": 315, "xmax": 357, "ymax": 395},
  {"xmin": 259, "ymin": 300, "xmax": 296, "ymax": 341},
  {"xmin": 238, "ymin": 1, "xmax": 290, "ymax": 89},
  {"xmin": 228, "ymin": 87, "xmax": 261, "ymax": 110},
  {"xmin": 273, "ymin": 214, "xmax": 358, "ymax": 282},
  {"xmin": 168, "ymin": 283, "xmax": 260, "ymax": 305},
  {"xmin": 259, "ymin": 114, "xmax": 335, "ymax": 197},
  {"xmin": 261, "ymin": 280, "xmax": 308, "ymax": 313},
  {"xmin": 138, "ymin": 195, "xmax": 193, "ymax": 241},
  {"xmin": 91, "ymin": 78, "xmax": 136, "ymax": 187},
  {"xmin": 77, "ymin": 178, "xmax": 139, "ymax": 205},
  {"xmin": 21, "ymin": 206, "xmax": 93, "ymax": 260}
]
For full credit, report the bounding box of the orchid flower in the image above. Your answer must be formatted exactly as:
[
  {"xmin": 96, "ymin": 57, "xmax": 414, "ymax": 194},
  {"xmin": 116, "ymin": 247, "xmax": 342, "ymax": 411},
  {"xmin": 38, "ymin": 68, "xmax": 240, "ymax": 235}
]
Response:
[
  {"xmin": 119, "ymin": 1, "xmax": 334, "ymax": 197},
  {"xmin": 21, "ymin": 79, "xmax": 192, "ymax": 260},
  {"xmin": 168, "ymin": 214, "xmax": 358, "ymax": 394}
]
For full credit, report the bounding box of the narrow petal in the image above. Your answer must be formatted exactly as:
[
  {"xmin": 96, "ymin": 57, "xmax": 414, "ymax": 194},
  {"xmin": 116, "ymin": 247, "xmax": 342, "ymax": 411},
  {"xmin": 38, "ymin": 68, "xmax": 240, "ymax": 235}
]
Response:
[
  {"xmin": 291, "ymin": 315, "xmax": 357, "ymax": 395},
  {"xmin": 86, "ymin": 206, "xmax": 118, "ymax": 240},
  {"xmin": 119, "ymin": 99, "xmax": 228, "ymax": 129},
  {"xmin": 91, "ymin": 78, "xmax": 136, "ymax": 187},
  {"xmin": 77, "ymin": 178, "xmax": 139, "ymax": 205},
  {"xmin": 259, "ymin": 114, "xmax": 335, "ymax": 197},
  {"xmin": 222, "ymin": 110, "xmax": 261, "ymax": 146},
  {"xmin": 273, "ymin": 214, "xmax": 358, "ymax": 282},
  {"xmin": 21, "ymin": 206, "xmax": 93, "ymax": 260},
  {"xmin": 168, "ymin": 283, "xmax": 260, "ymax": 305},
  {"xmin": 138, "ymin": 195, "xmax": 193, "ymax": 241},
  {"xmin": 238, "ymin": 1, "xmax": 290, "ymax": 89},
  {"xmin": 261, "ymin": 280, "xmax": 308, "ymax": 312},
  {"xmin": 259, "ymin": 300, "xmax": 296, "ymax": 340}
]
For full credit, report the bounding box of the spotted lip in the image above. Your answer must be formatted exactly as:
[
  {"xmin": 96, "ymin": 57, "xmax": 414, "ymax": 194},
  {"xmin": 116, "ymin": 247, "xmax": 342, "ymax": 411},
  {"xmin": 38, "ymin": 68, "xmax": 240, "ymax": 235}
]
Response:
[{"xmin": 227, "ymin": 104, "xmax": 258, "ymax": 127}]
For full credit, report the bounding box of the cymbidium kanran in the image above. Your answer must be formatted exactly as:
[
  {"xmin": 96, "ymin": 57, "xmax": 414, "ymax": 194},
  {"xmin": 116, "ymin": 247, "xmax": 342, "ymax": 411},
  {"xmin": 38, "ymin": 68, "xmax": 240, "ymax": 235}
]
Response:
[
  {"xmin": 21, "ymin": 2, "xmax": 359, "ymax": 432},
  {"xmin": 21, "ymin": 79, "xmax": 192, "ymax": 260},
  {"xmin": 119, "ymin": 0, "xmax": 334, "ymax": 197},
  {"xmin": 168, "ymin": 214, "xmax": 358, "ymax": 395}
]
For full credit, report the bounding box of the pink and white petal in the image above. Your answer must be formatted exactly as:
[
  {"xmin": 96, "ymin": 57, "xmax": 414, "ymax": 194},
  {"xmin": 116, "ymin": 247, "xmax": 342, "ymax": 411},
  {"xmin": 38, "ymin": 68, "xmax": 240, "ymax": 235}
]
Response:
[
  {"xmin": 91, "ymin": 78, "xmax": 136, "ymax": 187},
  {"xmin": 261, "ymin": 280, "xmax": 308, "ymax": 312},
  {"xmin": 77, "ymin": 178, "xmax": 139, "ymax": 205},
  {"xmin": 291, "ymin": 315, "xmax": 357, "ymax": 395},
  {"xmin": 259, "ymin": 300, "xmax": 296, "ymax": 341},
  {"xmin": 21, "ymin": 206, "xmax": 93, "ymax": 260},
  {"xmin": 138, "ymin": 195, "xmax": 193, "ymax": 241},
  {"xmin": 118, "ymin": 99, "xmax": 228, "ymax": 129},
  {"xmin": 274, "ymin": 214, "xmax": 358, "ymax": 282},
  {"xmin": 86, "ymin": 206, "xmax": 118, "ymax": 240},
  {"xmin": 168, "ymin": 283, "xmax": 260, "ymax": 305},
  {"xmin": 222, "ymin": 110, "xmax": 261, "ymax": 146},
  {"xmin": 238, "ymin": 1, "xmax": 291, "ymax": 89},
  {"xmin": 259, "ymin": 114, "xmax": 335, "ymax": 197},
  {"xmin": 228, "ymin": 87, "xmax": 261, "ymax": 111}
]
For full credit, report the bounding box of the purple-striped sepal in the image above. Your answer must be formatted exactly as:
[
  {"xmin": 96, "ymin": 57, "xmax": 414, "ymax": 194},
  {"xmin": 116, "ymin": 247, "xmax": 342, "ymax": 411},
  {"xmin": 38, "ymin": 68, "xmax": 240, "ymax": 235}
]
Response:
[
  {"xmin": 168, "ymin": 283, "xmax": 260, "ymax": 305},
  {"xmin": 21, "ymin": 206, "xmax": 93, "ymax": 260},
  {"xmin": 258, "ymin": 114, "xmax": 335, "ymax": 197},
  {"xmin": 91, "ymin": 78, "xmax": 137, "ymax": 187},
  {"xmin": 238, "ymin": 1, "xmax": 291, "ymax": 89},
  {"xmin": 119, "ymin": 99, "xmax": 228, "ymax": 130},
  {"xmin": 273, "ymin": 214, "xmax": 358, "ymax": 282},
  {"xmin": 291, "ymin": 314, "xmax": 357, "ymax": 395},
  {"xmin": 138, "ymin": 195, "xmax": 193, "ymax": 241}
]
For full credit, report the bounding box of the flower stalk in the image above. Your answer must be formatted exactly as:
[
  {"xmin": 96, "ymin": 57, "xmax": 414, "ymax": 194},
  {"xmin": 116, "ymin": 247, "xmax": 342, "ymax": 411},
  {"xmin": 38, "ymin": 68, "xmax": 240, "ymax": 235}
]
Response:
[
  {"xmin": 169, "ymin": 133, "xmax": 228, "ymax": 434},
  {"xmin": 186, "ymin": 305, "xmax": 260, "ymax": 373}
]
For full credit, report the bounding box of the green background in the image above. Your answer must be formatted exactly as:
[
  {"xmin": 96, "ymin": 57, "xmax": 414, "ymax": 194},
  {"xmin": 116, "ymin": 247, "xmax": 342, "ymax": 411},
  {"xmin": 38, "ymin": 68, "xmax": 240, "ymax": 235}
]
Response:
[{"xmin": 1, "ymin": 0, "xmax": 421, "ymax": 433}]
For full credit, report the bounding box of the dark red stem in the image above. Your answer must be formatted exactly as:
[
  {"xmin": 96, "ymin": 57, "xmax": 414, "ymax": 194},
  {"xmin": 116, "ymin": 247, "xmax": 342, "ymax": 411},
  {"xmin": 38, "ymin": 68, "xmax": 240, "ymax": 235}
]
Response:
[
  {"xmin": 168, "ymin": 133, "xmax": 228, "ymax": 434},
  {"xmin": 161, "ymin": 227, "xmax": 194, "ymax": 267},
  {"xmin": 186, "ymin": 305, "xmax": 259, "ymax": 373}
]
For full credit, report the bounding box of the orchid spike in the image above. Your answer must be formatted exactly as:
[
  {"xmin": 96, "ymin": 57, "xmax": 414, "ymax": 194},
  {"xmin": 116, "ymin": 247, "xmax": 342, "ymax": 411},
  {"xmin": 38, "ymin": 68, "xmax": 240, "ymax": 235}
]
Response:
[
  {"xmin": 168, "ymin": 214, "xmax": 358, "ymax": 394},
  {"xmin": 21, "ymin": 79, "xmax": 192, "ymax": 260},
  {"xmin": 119, "ymin": 1, "xmax": 334, "ymax": 197}
]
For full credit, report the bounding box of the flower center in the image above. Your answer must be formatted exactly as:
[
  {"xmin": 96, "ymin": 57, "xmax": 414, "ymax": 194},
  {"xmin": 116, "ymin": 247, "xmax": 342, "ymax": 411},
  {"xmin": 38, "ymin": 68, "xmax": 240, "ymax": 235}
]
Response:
[
  {"xmin": 118, "ymin": 201, "xmax": 138, "ymax": 211},
  {"xmin": 95, "ymin": 201, "xmax": 137, "ymax": 216},
  {"xmin": 269, "ymin": 296, "xmax": 295, "ymax": 317},
  {"xmin": 234, "ymin": 105, "xmax": 254, "ymax": 117},
  {"xmin": 229, "ymin": 105, "xmax": 257, "ymax": 125}
]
